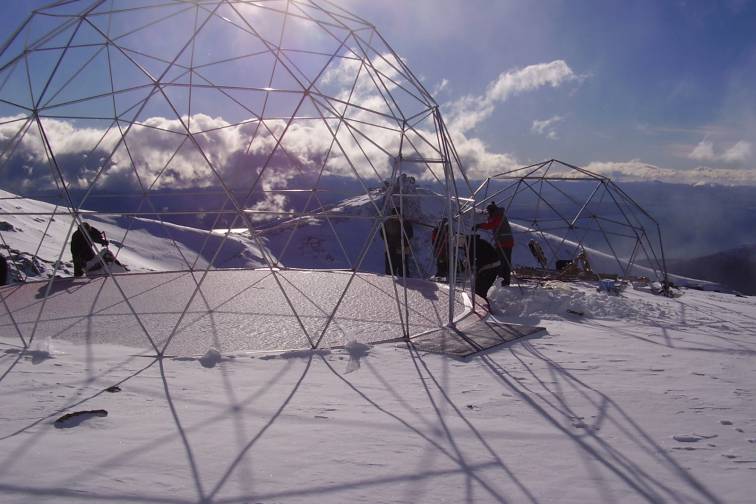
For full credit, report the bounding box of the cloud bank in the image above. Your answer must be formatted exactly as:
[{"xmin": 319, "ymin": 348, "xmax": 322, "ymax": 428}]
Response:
[
  {"xmin": 2, "ymin": 53, "xmax": 753, "ymax": 199},
  {"xmin": 689, "ymin": 139, "xmax": 752, "ymax": 164},
  {"xmin": 0, "ymin": 57, "xmax": 581, "ymax": 196},
  {"xmin": 582, "ymin": 160, "xmax": 756, "ymax": 186}
]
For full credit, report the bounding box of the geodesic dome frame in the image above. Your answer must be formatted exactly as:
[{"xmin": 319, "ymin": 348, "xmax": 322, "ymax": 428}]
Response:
[
  {"xmin": 468, "ymin": 159, "xmax": 669, "ymax": 285},
  {"xmin": 0, "ymin": 0, "xmax": 476, "ymax": 354}
]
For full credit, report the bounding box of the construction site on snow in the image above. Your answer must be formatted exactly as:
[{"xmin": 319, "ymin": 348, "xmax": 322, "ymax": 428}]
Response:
[{"xmin": 0, "ymin": 1, "xmax": 672, "ymax": 356}]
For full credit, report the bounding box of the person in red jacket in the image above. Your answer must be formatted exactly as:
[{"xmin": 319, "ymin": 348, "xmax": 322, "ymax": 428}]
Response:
[{"xmin": 474, "ymin": 202, "xmax": 514, "ymax": 285}]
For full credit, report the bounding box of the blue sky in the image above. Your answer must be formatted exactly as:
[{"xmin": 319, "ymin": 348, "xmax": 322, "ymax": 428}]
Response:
[
  {"xmin": 1, "ymin": 0, "xmax": 755, "ymax": 186},
  {"xmin": 338, "ymin": 0, "xmax": 756, "ymax": 181}
]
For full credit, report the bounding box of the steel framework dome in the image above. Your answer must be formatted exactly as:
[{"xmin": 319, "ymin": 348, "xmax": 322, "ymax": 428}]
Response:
[
  {"xmin": 469, "ymin": 159, "xmax": 669, "ymax": 285},
  {"xmin": 0, "ymin": 0, "xmax": 475, "ymax": 353}
]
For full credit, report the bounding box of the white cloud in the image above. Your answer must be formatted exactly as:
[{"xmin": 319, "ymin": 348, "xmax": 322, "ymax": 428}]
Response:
[
  {"xmin": 431, "ymin": 78, "xmax": 449, "ymax": 97},
  {"xmin": 447, "ymin": 60, "xmax": 577, "ymax": 133},
  {"xmin": 689, "ymin": 140, "xmax": 715, "ymax": 161},
  {"xmin": 447, "ymin": 133, "xmax": 521, "ymax": 180},
  {"xmin": 722, "ymin": 140, "xmax": 752, "ymax": 163},
  {"xmin": 531, "ymin": 115, "xmax": 563, "ymax": 139},
  {"xmin": 582, "ymin": 160, "xmax": 756, "ymax": 186},
  {"xmin": 688, "ymin": 139, "xmax": 752, "ymax": 163}
]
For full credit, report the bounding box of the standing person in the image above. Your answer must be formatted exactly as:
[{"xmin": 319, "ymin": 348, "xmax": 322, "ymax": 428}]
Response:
[
  {"xmin": 475, "ymin": 201, "xmax": 514, "ymax": 286},
  {"xmin": 431, "ymin": 218, "xmax": 449, "ymax": 280},
  {"xmin": 466, "ymin": 234, "xmax": 501, "ymax": 303},
  {"xmin": 71, "ymin": 221, "xmax": 108, "ymax": 277},
  {"xmin": 380, "ymin": 208, "xmax": 414, "ymax": 277}
]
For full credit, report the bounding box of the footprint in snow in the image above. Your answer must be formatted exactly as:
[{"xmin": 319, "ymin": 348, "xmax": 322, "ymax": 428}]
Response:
[
  {"xmin": 673, "ymin": 434, "xmax": 718, "ymax": 443},
  {"xmin": 674, "ymin": 435, "xmax": 701, "ymax": 443}
]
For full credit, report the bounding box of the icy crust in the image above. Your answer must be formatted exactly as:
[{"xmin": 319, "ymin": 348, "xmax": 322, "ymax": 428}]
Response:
[{"xmin": 489, "ymin": 281, "xmax": 677, "ymax": 321}]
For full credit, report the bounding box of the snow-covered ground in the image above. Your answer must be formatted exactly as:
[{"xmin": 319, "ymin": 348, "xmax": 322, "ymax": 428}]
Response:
[
  {"xmin": 1, "ymin": 281, "xmax": 755, "ymax": 503},
  {"xmin": 2, "ymin": 188, "xmax": 754, "ymax": 503}
]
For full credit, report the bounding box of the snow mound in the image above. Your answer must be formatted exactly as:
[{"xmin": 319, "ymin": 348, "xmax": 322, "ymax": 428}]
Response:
[{"xmin": 490, "ymin": 281, "xmax": 675, "ymax": 321}]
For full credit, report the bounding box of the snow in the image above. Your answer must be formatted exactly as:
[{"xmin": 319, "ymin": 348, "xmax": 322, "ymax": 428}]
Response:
[
  {"xmin": 2, "ymin": 280, "xmax": 755, "ymax": 502},
  {"xmin": 2, "ymin": 190, "xmax": 756, "ymax": 503},
  {"xmin": 489, "ymin": 281, "xmax": 675, "ymax": 322}
]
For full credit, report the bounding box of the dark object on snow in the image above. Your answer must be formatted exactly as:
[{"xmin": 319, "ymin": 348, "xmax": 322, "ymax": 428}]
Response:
[
  {"xmin": 0, "ymin": 253, "xmax": 7, "ymax": 286},
  {"xmin": 556, "ymin": 259, "xmax": 572, "ymax": 271},
  {"xmin": 575, "ymin": 249, "xmax": 593, "ymax": 274},
  {"xmin": 598, "ymin": 279, "xmax": 626, "ymax": 296},
  {"xmin": 71, "ymin": 222, "xmax": 108, "ymax": 277},
  {"xmin": 465, "ymin": 234, "xmax": 500, "ymax": 301},
  {"xmin": 556, "ymin": 250, "xmax": 596, "ymax": 280},
  {"xmin": 54, "ymin": 409, "xmax": 108, "ymax": 429},
  {"xmin": 85, "ymin": 248, "xmax": 128, "ymax": 275},
  {"xmin": 105, "ymin": 385, "xmax": 121, "ymax": 393},
  {"xmin": 567, "ymin": 309, "xmax": 584, "ymax": 316},
  {"xmin": 380, "ymin": 209, "xmax": 413, "ymax": 277},
  {"xmin": 0, "ymin": 221, "xmax": 15, "ymax": 231},
  {"xmin": 431, "ymin": 218, "xmax": 449, "ymax": 279},
  {"xmin": 528, "ymin": 239, "xmax": 548, "ymax": 269}
]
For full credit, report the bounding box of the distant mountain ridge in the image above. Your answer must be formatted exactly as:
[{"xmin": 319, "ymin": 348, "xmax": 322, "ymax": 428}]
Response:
[
  {"xmin": 664, "ymin": 245, "xmax": 756, "ymax": 295},
  {"xmin": 28, "ymin": 181, "xmax": 756, "ymax": 261}
]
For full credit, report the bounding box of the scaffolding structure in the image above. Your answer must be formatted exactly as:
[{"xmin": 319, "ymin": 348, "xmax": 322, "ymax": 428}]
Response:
[
  {"xmin": 0, "ymin": 0, "xmax": 476, "ymax": 353},
  {"xmin": 469, "ymin": 159, "xmax": 669, "ymax": 286}
]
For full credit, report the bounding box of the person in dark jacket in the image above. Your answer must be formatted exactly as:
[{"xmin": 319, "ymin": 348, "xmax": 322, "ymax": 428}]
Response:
[
  {"xmin": 71, "ymin": 222, "xmax": 108, "ymax": 277},
  {"xmin": 380, "ymin": 208, "xmax": 413, "ymax": 277},
  {"xmin": 431, "ymin": 218, "xmax": 449, "ymax": 280},
  {"xmin": 465, "ymin": 234, "xmax": 501, "ymax": 302},
  {"xmin": 475, "ymin": 201, "xmax": 514, "ymax": 285}
]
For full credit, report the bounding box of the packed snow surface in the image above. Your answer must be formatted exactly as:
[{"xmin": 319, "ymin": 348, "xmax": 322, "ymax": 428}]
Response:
[
  {"xmin": 0, "ymin": 270, "xmax": 465, "ymax": 354},
  {"xmin": 1, "ymin": 281, "xmax": 755, "ymax": 503}
]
